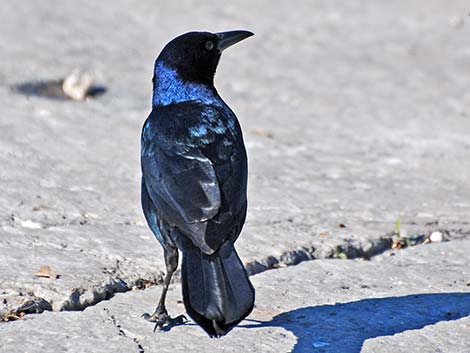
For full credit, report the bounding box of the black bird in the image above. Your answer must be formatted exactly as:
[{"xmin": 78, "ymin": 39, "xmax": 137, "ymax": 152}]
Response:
[{"xmin": 140, "ymin": 30, "xmax": 255, "ymax": 337}]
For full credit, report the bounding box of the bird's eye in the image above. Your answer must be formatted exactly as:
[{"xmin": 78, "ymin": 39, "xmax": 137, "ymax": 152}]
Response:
[{"xmin": 205, "ymin": 41, "xmax": 215, "ymax": 51}]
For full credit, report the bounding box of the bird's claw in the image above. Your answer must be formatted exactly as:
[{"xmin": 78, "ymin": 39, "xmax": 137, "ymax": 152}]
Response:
[{"xmin": 142, "ymin": 309, "xmax": 187, "ymax": 332}]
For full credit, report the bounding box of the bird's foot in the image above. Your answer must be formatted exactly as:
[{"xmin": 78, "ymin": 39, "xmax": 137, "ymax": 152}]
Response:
[{"xmin": 142, "ymin": 308, "xmax": 187, "ymax": 332}]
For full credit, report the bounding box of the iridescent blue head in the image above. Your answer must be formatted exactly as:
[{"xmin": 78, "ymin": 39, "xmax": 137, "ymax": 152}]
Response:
[{"xmin": 152, "ymin": 30, "xmax": 254, "ymax": 107}]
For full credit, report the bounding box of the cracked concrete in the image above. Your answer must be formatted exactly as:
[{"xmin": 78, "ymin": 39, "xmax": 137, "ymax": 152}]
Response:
[
  {"xmin": 1, "ymin": 0, "xmax": 470, "ymax": 351},
  {"xmin": 1, "ymin": 240, "xmax": 469, "ymax": 353},
  {"xmin": 104, "ymin": 307, "xmax": 145, "ymax": 353}
]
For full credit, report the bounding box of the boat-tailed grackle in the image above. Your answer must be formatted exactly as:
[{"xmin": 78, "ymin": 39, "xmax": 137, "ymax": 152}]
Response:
[{"xmin": 141, "ymin": 30, "xmax": 255, "ymax": 337}]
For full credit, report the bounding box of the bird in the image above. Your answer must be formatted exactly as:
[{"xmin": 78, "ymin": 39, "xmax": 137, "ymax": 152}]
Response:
[{"xmin": 140, "ymin": 30, "xmax": 255, "ymax": 338}]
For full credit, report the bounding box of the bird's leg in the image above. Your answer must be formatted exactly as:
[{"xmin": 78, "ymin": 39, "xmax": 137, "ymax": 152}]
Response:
[{"xmin": 142, "ymin": 246, "xmax": 187, "ymax": 332}]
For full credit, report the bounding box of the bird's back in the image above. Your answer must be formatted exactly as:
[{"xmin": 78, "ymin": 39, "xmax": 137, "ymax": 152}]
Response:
[{"xmin": 141, "ymin": 100, "xmax": 248, "ymax": 254}]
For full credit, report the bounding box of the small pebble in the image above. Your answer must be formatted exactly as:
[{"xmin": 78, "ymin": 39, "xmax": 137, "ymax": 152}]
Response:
[
  {"xmin": 429, "ymin": 231, "xmax": 443, "ymax": 242},
  {"xmin": 20, "ymin": 220, "xmax": 42, "ymax": 229},
  {"xmin": 62, "ymin": 69, "xmax": 94, "ymax": 101}
]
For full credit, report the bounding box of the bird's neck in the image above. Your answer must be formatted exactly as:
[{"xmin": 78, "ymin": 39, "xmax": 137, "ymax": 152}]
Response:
[{"xmin": 152, "ymin": 62, "xmax": 220, "ymax": 107}]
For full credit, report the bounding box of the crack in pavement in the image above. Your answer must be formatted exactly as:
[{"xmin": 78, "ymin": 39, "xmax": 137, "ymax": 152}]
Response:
[
  {"xmin": 103, "ymin": 307, "xmax": 145, "ymax": 353},
  {"xmin": 246, "ymin": 236, "xmax": 392, "ymax": 275},
  {"xmin": 2, "ymin": 226, "xmax": 470, "ymax": 323}
]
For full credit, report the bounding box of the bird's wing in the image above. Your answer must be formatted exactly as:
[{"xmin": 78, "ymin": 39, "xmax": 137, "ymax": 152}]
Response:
[
  {"xmin": 142, "ymin": 144, "xmax": 221, "ymax": 224},
  {"xmin": 141, "ymin": 102, "xmax": 245, "ymax": 253}
]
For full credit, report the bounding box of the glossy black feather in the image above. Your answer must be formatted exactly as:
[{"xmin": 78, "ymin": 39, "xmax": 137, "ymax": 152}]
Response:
[
  {"xmin": 141, "ymin": 101, "xmax": 247, "ymax": 253},
  {"xmin": 181, "ymin": 240, "xmax": 255, "ymax": 337}
]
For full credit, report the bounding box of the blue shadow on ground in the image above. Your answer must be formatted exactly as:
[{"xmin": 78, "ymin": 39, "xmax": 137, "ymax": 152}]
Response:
[{"xmin": 244, "ymin": 293, "xmax": 470, "ymax": 353}]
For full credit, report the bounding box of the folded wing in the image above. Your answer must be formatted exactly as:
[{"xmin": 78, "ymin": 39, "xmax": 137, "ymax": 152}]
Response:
[{"xmin": 141, "ymin": 102, "xmax": 246, "ymax": 254}]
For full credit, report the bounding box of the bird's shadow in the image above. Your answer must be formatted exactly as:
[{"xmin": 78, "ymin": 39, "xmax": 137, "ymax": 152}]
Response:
[{"xmin": 241, "ymin": 292, "xmax": 470, "ymax": 353}]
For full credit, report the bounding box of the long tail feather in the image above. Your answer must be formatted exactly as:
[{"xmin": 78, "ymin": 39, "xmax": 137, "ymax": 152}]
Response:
[{"xmin": 181, "ymin": 241, "xmax": 255, "ymax": 337}]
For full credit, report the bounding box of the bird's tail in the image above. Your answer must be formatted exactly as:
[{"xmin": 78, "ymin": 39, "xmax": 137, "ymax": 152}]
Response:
[{"xmin": 181, "ymin": 240, "xmax": 255, "ymax": 337}]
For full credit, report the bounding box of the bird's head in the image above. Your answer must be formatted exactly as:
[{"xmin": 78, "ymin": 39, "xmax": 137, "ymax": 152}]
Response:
[{"xmin": 154, "ymin": 30, "xmax": 254, "ymax": 86}]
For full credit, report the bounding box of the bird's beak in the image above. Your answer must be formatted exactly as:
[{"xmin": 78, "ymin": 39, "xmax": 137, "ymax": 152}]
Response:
[{"xmin": 216, "ymin": 30, "xmax": 254, "ymax": 52}]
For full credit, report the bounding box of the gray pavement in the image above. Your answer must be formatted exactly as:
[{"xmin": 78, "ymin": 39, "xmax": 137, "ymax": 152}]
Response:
[
  {"xmin": 1, "ymin": 0, "xmax": 470, "ymax": 352},
  {"xmin": 2, "ymin": 241, "xmax": 469, "ymax": 353}
]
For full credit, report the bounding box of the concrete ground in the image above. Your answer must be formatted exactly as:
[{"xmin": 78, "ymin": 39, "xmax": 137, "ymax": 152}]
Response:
[
  {"xmin": 2, "ymin": 242, "xmax": 470, "ymax": 353},
  {"xmin": 1, "ymin": 0, "xmax": 469, "ymax": 352}
]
